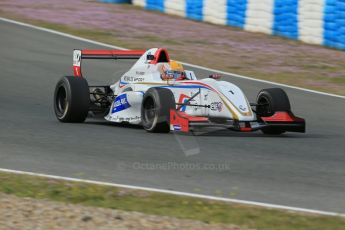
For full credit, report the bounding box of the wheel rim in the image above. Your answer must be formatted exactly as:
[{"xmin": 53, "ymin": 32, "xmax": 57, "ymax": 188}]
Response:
[
  {"xmin": 56, "ymin": 86, "xmax": 67, "ymax": 117},
  {"xmin": 143, "ymin": 97, "xmax": 156, "ymax": 124},
  {"xmin": 257, "ymin": 95, "xmax": 272, "ymax": 116}
]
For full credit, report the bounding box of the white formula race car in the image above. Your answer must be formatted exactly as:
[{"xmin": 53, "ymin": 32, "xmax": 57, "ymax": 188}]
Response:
[{"xmin": 54, "ymin": 48, "xmax": 305, "ymax": 134}]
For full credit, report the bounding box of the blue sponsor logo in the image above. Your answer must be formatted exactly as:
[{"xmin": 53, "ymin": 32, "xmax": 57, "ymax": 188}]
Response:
[
  {"xmin": 112, "ymin": 94, "xmax": 130, "ymax": 113},
  {"xmin": 173, "ymin": 125, "xmax": 181, "ymax": 131}
]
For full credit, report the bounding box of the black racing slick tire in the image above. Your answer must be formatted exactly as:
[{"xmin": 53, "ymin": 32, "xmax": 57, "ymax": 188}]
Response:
[
  {"xmin": 141, "ymin": 88, "xmax": 175, "ymax": 133},
  {"xmin": 256, "ymin": 88, "xmax": 291, "ymax": 135},
  {"xmin": 54, "ymin": 76, "xmax": 90, "ymax": 123}
]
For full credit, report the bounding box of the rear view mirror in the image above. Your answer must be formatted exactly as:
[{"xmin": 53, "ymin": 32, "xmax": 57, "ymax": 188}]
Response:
[{"xmin": 147, "ymin": 54, "xmax": 155, "ymax": 60}]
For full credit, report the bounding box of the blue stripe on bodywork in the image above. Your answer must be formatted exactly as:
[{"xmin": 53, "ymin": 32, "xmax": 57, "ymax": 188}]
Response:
[
  {"xmin": 273, "ymin": 0, "xmax": 298, "ymax": 39},
  {"xmin": 146, "ymin": 0, "xmax": 165, "ymax": 12},
  {"xmin": 119, "ymin": 82, "xmax": 210, "ymax": 90},
  {"xmin": 226, "ymin": 0, "xmax": 247, "ymax": 28},
  {"xmin": 160, "ymin": 85, "xmax": 209, "ymax": 89},
  {"xmin": 119, "ymin": 80, "xmax": 128, "ymax": 85},
  {"xmin": 180, "ymin": 98, "xmax": 189, "ymax": 112}
]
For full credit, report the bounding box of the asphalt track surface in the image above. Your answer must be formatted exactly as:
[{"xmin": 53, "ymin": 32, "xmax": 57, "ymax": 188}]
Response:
[{"xmin": 0, "ymin": 20, "xmax": 345, "ymax": 213}]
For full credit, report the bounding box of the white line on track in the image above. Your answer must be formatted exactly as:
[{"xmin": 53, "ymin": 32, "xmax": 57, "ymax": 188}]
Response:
[
  {"xmin": 0, "ymin": 168, "xmax": 344, "ymax": 217},
  {"xmin": 1, "ymin": 17, "xmax": 344, "ymax": 99},
  {"xmin": 1, "ymin": 17, "xmax": 345, "ymax": 217}
]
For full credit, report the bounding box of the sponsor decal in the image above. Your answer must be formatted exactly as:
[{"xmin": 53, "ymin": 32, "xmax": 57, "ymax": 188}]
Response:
[
  {"xmin": 123, "ymin": 76, "xmax": 145, "ymax": 82},
  {"xmin": 73, "ymin": 50, "xmax": 81, "ymax": 66},
  {"xmin": 112, "ymin": 94, "xmax": 130, "ymax": 113},
  {"xmin": 127, "ymin": 116, "xmax": 141, "ymax": 121},
  {"xmin": 110, "ymin": 116, "xmax": 141, "ymax": 122},
  {"xmin": 210, "ymin": 102, "xmax": 223, "ymax": 112},
  {"xmin": 239, "ymin": 105, "xmax": 247, "ymax": 111},
  {"xmin": 135, "ymin": 71, "xmax": 145, "ymax": 75}
]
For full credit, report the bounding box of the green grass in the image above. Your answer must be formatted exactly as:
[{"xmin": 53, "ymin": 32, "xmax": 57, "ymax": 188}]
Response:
[
  {"xmin": 0, "ymin": 172, "xmax": 344, "ymax": 230},
  {"xmin": 330, "ymin": 77, "xmax": 345, "ymax": 84}
]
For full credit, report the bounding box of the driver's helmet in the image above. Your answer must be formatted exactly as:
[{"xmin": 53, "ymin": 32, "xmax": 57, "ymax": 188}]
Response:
[{"xmin": 161, "ymin": 60, "xmax": 186, "ymax": 80}]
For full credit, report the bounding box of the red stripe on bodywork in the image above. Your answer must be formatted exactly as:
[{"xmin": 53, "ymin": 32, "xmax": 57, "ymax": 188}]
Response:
[
  {"xmin": 81, "ymin": 50, "xmax": 146, "ymax": 56},
  {"xmin": 180, "ymin": 81, "xmax": 215, "ymax": 92}
]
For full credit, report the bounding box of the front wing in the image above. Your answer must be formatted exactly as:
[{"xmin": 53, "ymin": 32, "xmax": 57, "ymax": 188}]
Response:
[{"xmin": 170, "ymin": 110, "xmax": 305, "ymax": 133}]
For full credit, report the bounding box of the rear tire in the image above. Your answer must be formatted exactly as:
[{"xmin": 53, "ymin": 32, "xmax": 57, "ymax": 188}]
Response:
[
  {"xmin": 256, "ymin": 88, "xmax": 291, "ymax": 135},
  {"xmin": 141, "ymin": 88, "xmax": 175, "ymax": 133},
  {"xmin": 54, "ymin": 76, "xmax": 90, "ymax": 122}
]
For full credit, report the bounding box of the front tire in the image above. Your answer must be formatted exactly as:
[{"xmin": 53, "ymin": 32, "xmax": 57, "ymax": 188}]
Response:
[
  {"xmin": 54, "ymin": 76, "xmax": 90, "ymax": 122},
  {"xmin": 256, "ymin": 88, "xmax": 291, "ymax": 135},
  {"xmin": 141, "ymin": 88, "xmax": 175, "ymax": 133}
]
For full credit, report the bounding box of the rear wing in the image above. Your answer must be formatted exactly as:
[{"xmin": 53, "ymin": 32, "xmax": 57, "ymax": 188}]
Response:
[{"xmin": 72, "ymin": 49, "xmax": 146, "ymax": 77}]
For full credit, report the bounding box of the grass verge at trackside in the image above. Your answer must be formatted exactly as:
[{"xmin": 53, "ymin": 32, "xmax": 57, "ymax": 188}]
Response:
[{"xmin": 0, "ymin": 172, "xmax": 344, "ymax": 230}]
